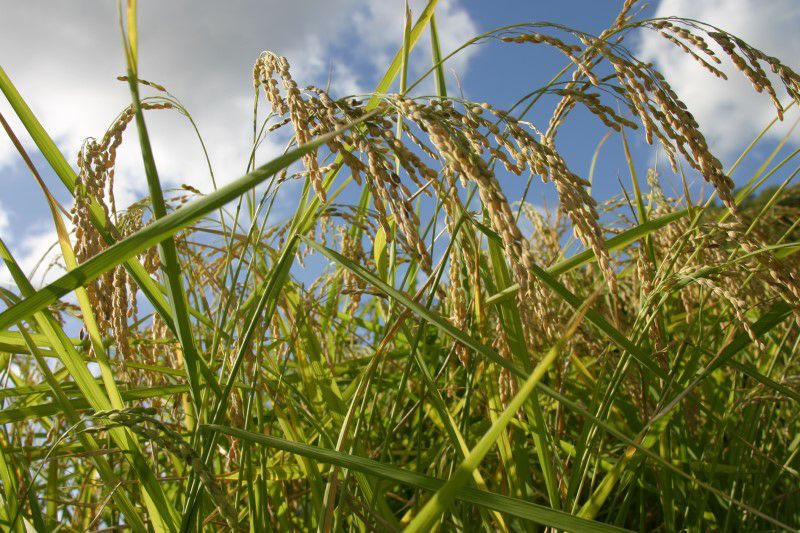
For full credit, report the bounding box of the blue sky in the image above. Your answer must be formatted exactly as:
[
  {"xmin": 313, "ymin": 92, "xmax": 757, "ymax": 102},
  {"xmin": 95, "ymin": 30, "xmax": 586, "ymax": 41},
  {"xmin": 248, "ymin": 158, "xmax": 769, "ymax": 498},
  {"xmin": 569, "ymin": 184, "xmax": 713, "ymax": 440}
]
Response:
[{"xmin": 1, "ymin": 0, "xmax": 799, "ymax": 287}]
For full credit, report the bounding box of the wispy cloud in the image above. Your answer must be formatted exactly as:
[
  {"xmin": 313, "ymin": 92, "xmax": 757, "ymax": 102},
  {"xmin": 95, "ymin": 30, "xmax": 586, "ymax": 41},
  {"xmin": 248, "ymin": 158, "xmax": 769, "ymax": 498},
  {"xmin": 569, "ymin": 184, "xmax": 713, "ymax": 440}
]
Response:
[
  {"xmin": 0, "ymin": 1, "xmax": 476, "ymax": 195},
  {"xmin": 0, "ymin": 224, "xmax": 66, "ymax": 288},
  {"xmin": 636, "ymin": 0, "xmax": 800, "ymax": 162},
  {"xmin": 0, "ymin": 1, "xmax": 476, "ymax": 285},
  {"xmin": 0, "ymin": 200, "xmax": 9, "ymax": 234}
]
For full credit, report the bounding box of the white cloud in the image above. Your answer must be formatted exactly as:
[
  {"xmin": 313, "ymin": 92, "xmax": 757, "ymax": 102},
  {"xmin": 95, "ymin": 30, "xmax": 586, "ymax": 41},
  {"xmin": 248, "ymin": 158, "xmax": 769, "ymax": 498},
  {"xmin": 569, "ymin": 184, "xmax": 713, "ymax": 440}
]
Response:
[
  {"xmin": 637, "ymin": 0, "xmax": 800, "ymax": 160},
  {"xmin": 352, "ymin": 0, "xmax": 476, "ymax": 90},
  {"xmin": 0, "ymin": 225, "xmax": 65, "ymax": 289},
  {"xmin": 0, "ymin": 0, "xmax": 477, "ymax": 288},
  {"xmin": 0, "ymin": 201, "xmax": 8, "ymax": 234},
  {"xmin": 0, "ymin": 0, "xmax": 476, "ymax": 198}
]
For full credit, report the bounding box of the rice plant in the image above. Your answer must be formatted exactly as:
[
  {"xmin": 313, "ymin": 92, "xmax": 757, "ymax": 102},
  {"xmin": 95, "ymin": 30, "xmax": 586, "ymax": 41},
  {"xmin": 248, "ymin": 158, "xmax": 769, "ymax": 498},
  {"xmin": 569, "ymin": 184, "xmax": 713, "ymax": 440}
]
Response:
[{"xmin": 0, "ymin": 0, "xmax": 799, "ymax": 530}]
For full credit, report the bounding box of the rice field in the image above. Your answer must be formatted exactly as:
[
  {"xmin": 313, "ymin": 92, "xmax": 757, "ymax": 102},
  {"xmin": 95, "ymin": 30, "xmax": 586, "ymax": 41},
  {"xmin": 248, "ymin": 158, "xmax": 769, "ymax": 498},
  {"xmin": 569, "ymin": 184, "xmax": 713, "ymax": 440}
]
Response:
[{"xmin": 0, "ymin": 0, "xmax": 799, "ymax": 531}]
